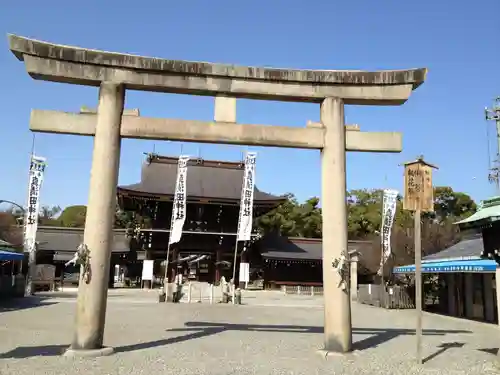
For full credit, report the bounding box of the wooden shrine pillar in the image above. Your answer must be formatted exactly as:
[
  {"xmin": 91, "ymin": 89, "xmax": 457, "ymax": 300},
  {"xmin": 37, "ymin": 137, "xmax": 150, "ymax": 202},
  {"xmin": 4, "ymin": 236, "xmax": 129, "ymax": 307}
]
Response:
[
  {"xmin": 170, "ymin": 246, "xmax": 178, "ymax": 282},
  {"xmin": 215, "ymin": 248, "xmax": 222, "ymax": 283}
]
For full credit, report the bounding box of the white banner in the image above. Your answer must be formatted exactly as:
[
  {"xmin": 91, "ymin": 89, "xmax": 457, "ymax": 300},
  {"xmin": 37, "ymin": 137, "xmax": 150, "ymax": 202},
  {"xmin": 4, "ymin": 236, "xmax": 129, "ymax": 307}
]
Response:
[
  {"xmin": 24, "ymin": 155, "xmax": 46, "ymax": 253},
  {"xmin": 168, "ymin": 155, "xmax": 190, "ymax": 247},
  {"xmin": 237, "ymin": 152, "xmax": 257, "ymax": 242},
  {"xmin": 378, "ymin": 189, "xmax": 398, "ymax": 275}
]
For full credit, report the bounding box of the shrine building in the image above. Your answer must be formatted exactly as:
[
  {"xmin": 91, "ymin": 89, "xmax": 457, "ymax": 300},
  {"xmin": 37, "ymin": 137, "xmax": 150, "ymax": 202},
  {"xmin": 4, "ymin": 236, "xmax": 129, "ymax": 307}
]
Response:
[
  {"xmin": 30, "ymin": 153, "xmax": 373, "ymax": 289},
  {"xmin": 116, "ymin": 153, "xmax": 285, "ymax": 284}
]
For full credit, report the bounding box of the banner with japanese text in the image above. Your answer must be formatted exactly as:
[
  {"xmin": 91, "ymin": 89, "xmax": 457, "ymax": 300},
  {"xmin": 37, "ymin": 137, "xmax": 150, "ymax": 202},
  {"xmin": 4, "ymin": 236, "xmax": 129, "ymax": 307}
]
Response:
[
  {"xmin": 237, "ymin": 152, "xmax": 257, "ymax": 242},
  {"xmin": 24, "ymin": 156, "xmax": 46, "ymax": 253},
  {"xmin": 377, "ymin": 189, "xmax": 398, "ymax": 275},
  {"xmin": 168, "ymin": 156, "xmax": 190, "ymax": 247}
]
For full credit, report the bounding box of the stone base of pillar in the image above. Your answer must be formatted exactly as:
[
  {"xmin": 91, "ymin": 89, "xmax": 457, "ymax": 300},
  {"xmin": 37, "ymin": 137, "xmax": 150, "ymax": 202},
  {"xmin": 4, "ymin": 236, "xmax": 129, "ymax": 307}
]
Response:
[
  {"xmin": 316, "ymin": 348, "xmax": 359, "ymax": 359},
  {"xmin": 63, "ymin": 346, "xmax": 114, "ymax": 358},
  {"xmin": 165, "ymin": 283, "xmax": 174, "ymax": 302}
]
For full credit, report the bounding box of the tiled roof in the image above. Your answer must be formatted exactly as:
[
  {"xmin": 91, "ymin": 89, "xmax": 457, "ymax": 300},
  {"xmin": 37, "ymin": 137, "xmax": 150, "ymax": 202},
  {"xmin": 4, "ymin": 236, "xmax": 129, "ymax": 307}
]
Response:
[
  {"xmin": 423, "ymin": 236, "xmax": 483, "ymax": 262},
  {"xmin": 259, "ymin": 234, "xmax": 369, "ymax": 260},
  {"xmin": 36, "ymin": 227, "xmax": 129, "ymax": 253},
  {"xmin": 118, "ymin": 155, "xmax": 284, "ymax": 202}
]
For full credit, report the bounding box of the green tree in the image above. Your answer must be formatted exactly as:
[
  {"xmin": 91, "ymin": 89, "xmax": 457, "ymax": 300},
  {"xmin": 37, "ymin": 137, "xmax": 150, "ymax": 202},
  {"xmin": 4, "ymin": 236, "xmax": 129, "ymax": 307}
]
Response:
[
  {"xmin": 254, "ymin": 193, "xmax": 301, "ymax": 236},
  {"xmin": 254, "ymin": 194, "xmax": 323, "ymax": 238},
  {"xmin": 433, "ymin": 186, "xmax": 476, "ymax": 221},
  {"xmin": 295, "ymin": 197, "xmax": 322, "ymax": 238},
  {"xmin": 58, "ymin": 205, "xmax": 87, "ymax": 227},
  {"xmin": 347, "ymin": 189, "xmax": 383, "ymax": 239}
]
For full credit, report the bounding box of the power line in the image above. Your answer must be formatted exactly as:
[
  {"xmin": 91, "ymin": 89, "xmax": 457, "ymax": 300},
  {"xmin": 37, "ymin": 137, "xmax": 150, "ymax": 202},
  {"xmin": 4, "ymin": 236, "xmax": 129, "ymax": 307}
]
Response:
[{"xmin": 30, "ymin": 133, "xmax": 36, "ymax": 157}]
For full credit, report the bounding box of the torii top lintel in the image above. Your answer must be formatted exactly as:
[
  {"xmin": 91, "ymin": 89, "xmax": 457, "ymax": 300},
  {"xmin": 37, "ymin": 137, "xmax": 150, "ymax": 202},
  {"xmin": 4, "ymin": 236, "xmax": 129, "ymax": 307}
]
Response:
[{"xmin": 8, "ymin": 34, "xmax": 427, "ymax": 105}]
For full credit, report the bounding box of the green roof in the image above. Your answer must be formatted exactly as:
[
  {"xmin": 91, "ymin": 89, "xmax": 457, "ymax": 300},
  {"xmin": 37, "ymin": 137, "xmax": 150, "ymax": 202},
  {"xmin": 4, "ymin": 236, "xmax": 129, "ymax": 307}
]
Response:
[
  {"xmin": 0, "ymin": 239, "xmax": 14, "ymax": 247},
  {"xmin": 455, "ymin": 196, "xmax": 500, "ymax": 229}
]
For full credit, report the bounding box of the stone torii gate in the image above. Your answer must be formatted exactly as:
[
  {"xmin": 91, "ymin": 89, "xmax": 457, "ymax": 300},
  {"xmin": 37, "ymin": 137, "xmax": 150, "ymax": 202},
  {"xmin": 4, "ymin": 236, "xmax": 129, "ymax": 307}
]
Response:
[{"xmin": 8, "ymin": 34, "xmax": 427, "ymax": 357}]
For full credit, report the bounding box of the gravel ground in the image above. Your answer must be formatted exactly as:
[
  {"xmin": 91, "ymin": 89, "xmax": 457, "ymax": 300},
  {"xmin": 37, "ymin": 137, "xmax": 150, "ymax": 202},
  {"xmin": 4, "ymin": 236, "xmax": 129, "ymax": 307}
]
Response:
[{"xmin": 1, "ymin": 289, "xmax": 500, "ymax": 375}]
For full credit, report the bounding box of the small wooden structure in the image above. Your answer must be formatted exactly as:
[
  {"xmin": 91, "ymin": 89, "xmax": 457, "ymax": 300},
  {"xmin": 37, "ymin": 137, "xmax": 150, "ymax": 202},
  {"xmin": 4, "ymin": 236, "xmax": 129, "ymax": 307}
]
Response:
[
  {"xmin": 402, "ymin": 155, "xmax": 438, "ymax": 365},
  {"xmin": 357, "ymin": 284, "xmax": 415, "ymax": 309},
  {"xmin": 403, "ymin": 156, "xmax": 438, "ymax": 212}
]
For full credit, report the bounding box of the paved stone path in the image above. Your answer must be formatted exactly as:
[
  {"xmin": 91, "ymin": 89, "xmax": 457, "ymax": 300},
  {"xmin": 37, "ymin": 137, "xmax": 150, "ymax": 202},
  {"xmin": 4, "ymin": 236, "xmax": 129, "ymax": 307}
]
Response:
[{"xmin": 1, "ymin": 289, "xmax": 500, "ymax": 374}]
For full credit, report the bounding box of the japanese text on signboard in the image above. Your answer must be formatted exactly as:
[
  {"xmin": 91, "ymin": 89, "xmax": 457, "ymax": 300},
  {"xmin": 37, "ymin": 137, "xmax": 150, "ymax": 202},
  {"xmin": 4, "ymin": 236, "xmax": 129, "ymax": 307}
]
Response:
[
  {"xmin": 242, "ymin": 157, "xmax": 256, "ymax": 217},
  {"xmin": 169, "ymin": 156, "xmax": 190, "ymax": 246},
  {"xmin": 378, "ymin": 189, "xmax": 398, "ymax": 275},
  {"xmin": 404, "ymin": 163, "xmax": 434, "ymax": 212},
  {"xmin": 24, "ymin": 156, "xmax": 46, "ymax": 253},
  {"xmin": 237, "ymin": 152, "xmax": 257, "ymax": 242},
  {"xmin": 173, "ymin": 157, "xmax": 188, "ymax": 221},
  {"xmin": 26, "ymin": 158, "xmax": 45, "ymax": 225}
]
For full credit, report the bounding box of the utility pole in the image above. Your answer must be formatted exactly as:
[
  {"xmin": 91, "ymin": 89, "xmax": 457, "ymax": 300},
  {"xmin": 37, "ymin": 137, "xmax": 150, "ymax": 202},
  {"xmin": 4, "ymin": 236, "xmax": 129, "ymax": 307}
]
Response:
[{"xmin": 485, "ymin": 97, "xmax": 500, "ymax": 194}]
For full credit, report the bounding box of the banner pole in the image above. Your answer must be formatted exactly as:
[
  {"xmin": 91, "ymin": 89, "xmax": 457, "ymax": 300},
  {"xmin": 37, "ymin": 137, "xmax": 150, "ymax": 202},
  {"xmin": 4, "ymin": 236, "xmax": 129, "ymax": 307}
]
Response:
[
  {"xmin": 162, "ymin": 155, "xmax": 189, "ymax": 302},
  {"xmin": 24, "ymin": 154, "xmax": 45, "ymax": 297},
  {"xmin": 232, "ymin": 239, "xmax": 238, "ymax": 304},
  {"xmin": 234, "ymin": 152, "xmax": 256, "ymax": 303},
  {"xmin": 164, "ymin": 242, "xmax": 171, "ymax": 287},
  {"xmin": 380, "ymin": 189, "xmax": 385, "ymax": 307}
]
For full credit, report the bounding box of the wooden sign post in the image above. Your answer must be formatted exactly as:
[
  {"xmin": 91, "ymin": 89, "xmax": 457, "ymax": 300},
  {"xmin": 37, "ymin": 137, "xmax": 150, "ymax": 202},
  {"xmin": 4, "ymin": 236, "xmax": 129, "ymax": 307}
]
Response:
[{"xmin": 403, "ymin": 156, "xmax": 438, "ymax": 365}]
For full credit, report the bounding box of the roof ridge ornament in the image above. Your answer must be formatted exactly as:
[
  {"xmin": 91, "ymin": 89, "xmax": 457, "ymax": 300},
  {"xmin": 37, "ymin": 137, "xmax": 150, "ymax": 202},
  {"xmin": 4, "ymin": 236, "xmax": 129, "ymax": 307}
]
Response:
[{"xmin": 145, "ymin": 152, "xmax": 160, "ymax": 165}]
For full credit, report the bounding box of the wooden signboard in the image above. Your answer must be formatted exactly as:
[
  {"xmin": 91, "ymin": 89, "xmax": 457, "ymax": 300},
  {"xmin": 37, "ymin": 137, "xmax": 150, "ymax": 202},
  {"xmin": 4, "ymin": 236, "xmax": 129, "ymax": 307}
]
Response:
[
  {"xmin": 403, "ymin": 159, "xmax": 436, "ymax": 213},
  {"xmin": 401, "ymin": 156, "xmax": 437, "ymax": 365}
]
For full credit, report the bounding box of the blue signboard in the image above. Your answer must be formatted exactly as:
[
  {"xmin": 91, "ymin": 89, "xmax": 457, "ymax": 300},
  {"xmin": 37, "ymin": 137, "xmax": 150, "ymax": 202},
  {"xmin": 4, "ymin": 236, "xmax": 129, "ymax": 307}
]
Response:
[{"xmin": 393, "ymin": 259, "xmax": 497, "ymax": 274}]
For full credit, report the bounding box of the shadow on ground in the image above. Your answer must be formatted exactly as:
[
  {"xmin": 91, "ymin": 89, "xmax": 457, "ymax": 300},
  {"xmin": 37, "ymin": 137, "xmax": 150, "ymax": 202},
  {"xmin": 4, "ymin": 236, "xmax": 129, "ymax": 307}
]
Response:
[
  {"xmin": 479, "ymin": 347, "xmax": 499, "ymax": 355},
  {"xmin": 0, "ymin": 321, "xmax": 471, "ymax": 360},
  {"xmin": 0, "ymin": 297, "xmax": 57, "ymax": 313},
  {"xmin": 35, "ymin": 292, "xmax": 128, "ymax": 299},
  {"xmin": 422, "ymin": 342, "xmax": 464, "ymax": 364}
]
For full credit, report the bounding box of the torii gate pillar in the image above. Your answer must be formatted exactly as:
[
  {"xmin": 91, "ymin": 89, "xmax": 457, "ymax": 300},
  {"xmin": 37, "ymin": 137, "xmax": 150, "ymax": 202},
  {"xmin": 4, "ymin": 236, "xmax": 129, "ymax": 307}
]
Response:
[
  {"xmin": 320, "ymin": 97, "xmax": 351, "ymax": 352},
  {"xmin": 69, "ymin": 83, "xmax": 124, "ymax": 355}
]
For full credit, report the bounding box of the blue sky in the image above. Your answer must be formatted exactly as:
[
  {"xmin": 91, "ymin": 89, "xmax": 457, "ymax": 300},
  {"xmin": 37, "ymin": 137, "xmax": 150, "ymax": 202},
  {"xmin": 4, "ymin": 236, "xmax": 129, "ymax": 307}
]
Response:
[{"xmin": 1, "ymin": 1, "xmax": 499, "ymax": 210}]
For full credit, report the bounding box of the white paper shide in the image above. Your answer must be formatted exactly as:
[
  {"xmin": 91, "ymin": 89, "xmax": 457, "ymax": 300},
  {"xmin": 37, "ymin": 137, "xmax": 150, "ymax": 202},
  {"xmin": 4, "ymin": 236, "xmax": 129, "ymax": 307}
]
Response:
[
  {"xmin": 237, "ymin": 152, "xmax": 257, "ymax": 242},
  {"xmin": 24, "ymin": 156, "xmax": 46, "ymax": 253},
  {"xmin": 378, "ymin": 189, "xmax": 398, "ymax": 275},
  {"xmin": 168, "ymin": 156, "xmax": 190, "ymax": 247}
]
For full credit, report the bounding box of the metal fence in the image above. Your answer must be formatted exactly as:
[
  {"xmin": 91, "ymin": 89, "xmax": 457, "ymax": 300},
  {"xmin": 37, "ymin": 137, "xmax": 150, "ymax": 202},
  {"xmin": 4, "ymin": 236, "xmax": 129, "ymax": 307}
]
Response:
[
  {"xmin": 280, "ymin": 285, "xmax": 324, "ymax": 296},
  {"xmin": 179, "ymin": 282, "xmax": 231, "ymax": 303},
  {"xmin": 357, "ymin": 284, "xmax": 415, "ymax": 309}
]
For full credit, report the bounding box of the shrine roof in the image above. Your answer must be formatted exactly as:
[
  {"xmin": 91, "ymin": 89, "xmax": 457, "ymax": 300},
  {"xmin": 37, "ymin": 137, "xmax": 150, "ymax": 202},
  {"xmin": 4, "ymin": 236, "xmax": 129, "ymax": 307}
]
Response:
[
  {"xmin": 259, "ymin": 234, "xmax": 370, "ymax": 261},
  {"xmin": 34, "ymin": 227, "xmax": 129, "ymax": 253},
  {"xmin": 117, "ymin": 155, "xmax": 285, "ymax": 203},
  {"xmin": 422, "ymin": 235, "xmax": 483, "ymax": 262}
]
